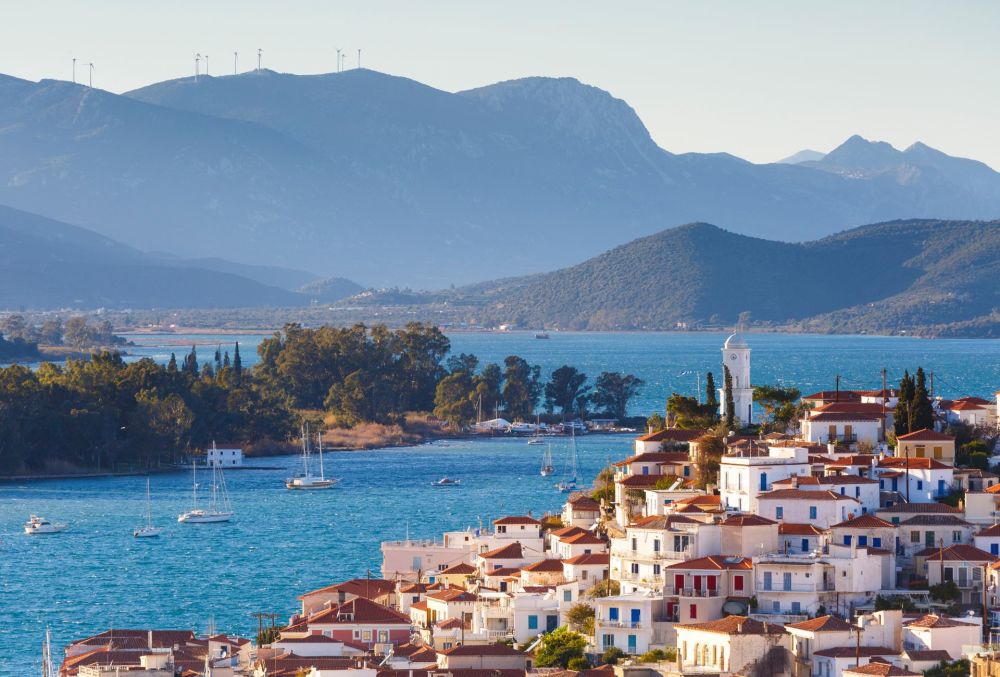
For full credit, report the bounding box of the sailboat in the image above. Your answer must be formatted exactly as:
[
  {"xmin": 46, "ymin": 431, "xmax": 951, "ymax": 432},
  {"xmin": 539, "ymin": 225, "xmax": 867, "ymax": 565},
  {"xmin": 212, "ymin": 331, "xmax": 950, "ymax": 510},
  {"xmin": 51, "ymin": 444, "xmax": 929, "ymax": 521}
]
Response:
[
  {"xmin": 555, "ymin": 427, "xmax": 579, "ymax": 493},
  {"xmin": 42, "ymin": 627, "xmax": 55, "ymax": 677},
  {"xmin": 178, "ymin": 443, "xmax": 234, "ymax": 523},
  {"xmin": 134, "ymin": 477, "xmax": 163, "ymax": 538},
  {"xmin": 286, "ymin": 424, "xmax": 337, "ymax": 490},
  {"xmin": 540, "ymin": 444, "xmax": 555, "ymax": 476},
  {"xmin": 527, "ymin": 415, "xmax": 544, "ymax": 445}
]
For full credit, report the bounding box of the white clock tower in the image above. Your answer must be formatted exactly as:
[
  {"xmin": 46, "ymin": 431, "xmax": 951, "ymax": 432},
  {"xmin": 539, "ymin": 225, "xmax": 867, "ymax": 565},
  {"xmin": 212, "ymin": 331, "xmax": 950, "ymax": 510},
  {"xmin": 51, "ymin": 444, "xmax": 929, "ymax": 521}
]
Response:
[{"xmin": 719, "ymin": 333, "xmax": 753, "ymax": 426}]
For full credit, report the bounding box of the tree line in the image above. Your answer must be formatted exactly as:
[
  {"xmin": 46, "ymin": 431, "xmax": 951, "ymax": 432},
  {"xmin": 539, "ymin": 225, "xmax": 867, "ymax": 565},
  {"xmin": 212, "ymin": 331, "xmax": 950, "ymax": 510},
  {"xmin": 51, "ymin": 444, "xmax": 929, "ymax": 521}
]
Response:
[
  {"xmin": 1, "ymin": 314, "xmax": 126, "ymax": 350},
  {"xmin": 0, "ymin": 342, "xmax": 294, "ymax": 475}
]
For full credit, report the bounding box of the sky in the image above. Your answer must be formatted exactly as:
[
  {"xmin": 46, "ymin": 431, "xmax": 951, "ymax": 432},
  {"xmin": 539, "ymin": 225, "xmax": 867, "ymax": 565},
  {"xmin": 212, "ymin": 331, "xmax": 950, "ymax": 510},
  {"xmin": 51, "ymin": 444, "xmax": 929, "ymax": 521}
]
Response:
[{"xmin": 1, "ymin": 0, "xmax": 998, "ymax": 168}]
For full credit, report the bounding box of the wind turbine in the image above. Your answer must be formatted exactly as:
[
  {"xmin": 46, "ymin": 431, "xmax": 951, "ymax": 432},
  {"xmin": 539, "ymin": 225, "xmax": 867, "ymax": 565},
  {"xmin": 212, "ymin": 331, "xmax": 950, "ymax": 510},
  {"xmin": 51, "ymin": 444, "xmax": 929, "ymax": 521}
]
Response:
[
  {"xmin": 195, "ymin": 53, "xmax": 201, "ymax": 82},
  {"xmin": 336, "ymin": 48, "xmax": 342, "ymax": 73},
  {"xmin": 85, "ymin": 62, "xmax": 94, "ymax": 88},
  {"xmin": 234, "ymin": 51, "xmax": 238, "ymax": 75},
  {"xmin": 204, "ymin": 54, "xmax": 209, "ymax": 75},
  {"xmin": 257, "ymin": 48, "xmax": 262, "ymax": 71},
  {"xmin": 72, "ymin": 57, "xmax": 76, "ymax": 83},
  {"xmin": 357, "ymin": 48, "xmax": 361, "ymax": 69}
]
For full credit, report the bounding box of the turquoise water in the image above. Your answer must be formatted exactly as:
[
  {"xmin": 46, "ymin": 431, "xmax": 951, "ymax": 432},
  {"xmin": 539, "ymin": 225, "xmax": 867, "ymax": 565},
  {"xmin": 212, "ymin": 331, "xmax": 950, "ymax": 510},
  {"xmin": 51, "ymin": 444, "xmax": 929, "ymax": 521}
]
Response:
[{"xmin": 2, "ymin": 331, "xmax": 999, "ymax": 674}]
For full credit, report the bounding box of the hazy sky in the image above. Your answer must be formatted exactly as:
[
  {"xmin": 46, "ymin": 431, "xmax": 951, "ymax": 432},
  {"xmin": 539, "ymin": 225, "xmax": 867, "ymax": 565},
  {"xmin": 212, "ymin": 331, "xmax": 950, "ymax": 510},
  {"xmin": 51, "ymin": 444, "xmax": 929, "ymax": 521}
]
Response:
[{"xmin": 2, "ymin": 1, "xmax": 998, "ymax": 168}]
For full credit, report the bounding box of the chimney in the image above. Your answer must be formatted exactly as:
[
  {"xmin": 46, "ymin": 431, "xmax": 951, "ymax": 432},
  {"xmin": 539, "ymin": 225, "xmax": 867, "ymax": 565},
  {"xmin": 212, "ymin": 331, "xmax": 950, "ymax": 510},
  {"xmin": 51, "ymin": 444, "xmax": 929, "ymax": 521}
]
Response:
[{"xmin": 791, "ymin": 475, "xmax": 799, "ymax": 489}]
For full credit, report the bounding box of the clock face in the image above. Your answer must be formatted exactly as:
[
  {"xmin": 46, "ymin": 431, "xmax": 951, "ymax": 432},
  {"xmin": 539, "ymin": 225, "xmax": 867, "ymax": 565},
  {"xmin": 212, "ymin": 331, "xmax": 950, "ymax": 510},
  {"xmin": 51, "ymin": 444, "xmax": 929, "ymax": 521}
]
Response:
[{"xmin": 730, "ymin": 353, "xmax": 737, "ymax": 360}]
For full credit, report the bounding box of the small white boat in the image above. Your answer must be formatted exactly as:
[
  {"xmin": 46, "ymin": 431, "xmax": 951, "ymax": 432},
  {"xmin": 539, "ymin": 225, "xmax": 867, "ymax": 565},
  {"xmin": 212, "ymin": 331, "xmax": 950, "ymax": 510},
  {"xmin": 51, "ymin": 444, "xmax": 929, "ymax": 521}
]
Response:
[
  {"xmin": 432, "ymin": 477, "xmax": 461, "ymax": 487},
  {"xmin": 24, "ymin": 515, "xmax": 68, "ymax": 535},
  {"xmin": 179, "ymin": 444, "xmax": 234, "ymax": 524},
  {"xmin": 286, "ymin": 424, "xmax": 337, "ymax": 490},
  {"xmin": 527, "ymin": 438, "xmax": 545, "ymax": 445},
  {"xmin": 134, "ymin": 477, "xmax": 163, "ymax": 538}
]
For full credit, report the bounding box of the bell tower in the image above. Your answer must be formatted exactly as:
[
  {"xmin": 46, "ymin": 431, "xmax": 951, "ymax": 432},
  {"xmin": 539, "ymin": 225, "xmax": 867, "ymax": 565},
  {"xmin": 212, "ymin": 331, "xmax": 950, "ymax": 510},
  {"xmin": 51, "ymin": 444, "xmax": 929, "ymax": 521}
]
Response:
[{"xmin": 719, "ymin": 333, "xmax": 753, "ymax": 426}]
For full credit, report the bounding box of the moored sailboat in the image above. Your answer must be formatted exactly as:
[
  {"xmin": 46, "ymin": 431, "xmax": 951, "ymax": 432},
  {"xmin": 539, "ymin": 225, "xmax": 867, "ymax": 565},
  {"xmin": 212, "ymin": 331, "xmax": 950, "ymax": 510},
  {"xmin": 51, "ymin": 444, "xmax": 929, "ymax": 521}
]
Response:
[
  {"xmin": 540, "ymin": 444, "xmax": 555, "ymax": 476},
  {"xmin": 178, "ymin": 443, "xmax": 234, "ymax": 523},
  {"xmin": 133, "ymin": 477, "xmax": 163, "ymax": 538},
  {"xmin": 286, "ymin": 424, "xmax": 337, "ymax": 490}
]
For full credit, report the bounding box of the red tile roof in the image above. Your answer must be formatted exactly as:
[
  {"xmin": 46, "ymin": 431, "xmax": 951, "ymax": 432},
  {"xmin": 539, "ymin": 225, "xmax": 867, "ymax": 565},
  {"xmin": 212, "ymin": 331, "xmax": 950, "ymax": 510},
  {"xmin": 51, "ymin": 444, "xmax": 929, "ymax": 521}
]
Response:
[
  {"xmin": 878, "ymin": 457, "xmax": 952, "ymax": 470},
  {"xmin": 897, "ymin": 428, "xmax": 955, "ymax": 442},
  {"xmin": 666, "ymin": 555, "xmax": 752, "ymax": 571},
  {"xmin": 618, "ymin": 474, "xmax": 668, "ymax": 487},
  {"xmin": 426, "ymin": 588, "xmax": 478, "ymax": 602},
  {"xmin": 785, "ymin": 615, "xmax": 854, "ymax": 632},
  {"xmin": 830, "ymin": 514, "xmax": 895, "ymax": 529},
  {"xmin": 914, "ymin": 544, "xmax": 996, "ymax": 562},
  {"xmin": 480, "ymin": 542, "xmax": 525, "ymax": 560},
  {"xmin": 304, "ymin": 597, "xmax": 411, "ymax": 625},
  {"xmin": 814, "ymin": 646, "xmax": 900, "ymax": 658},
  {"xmin": 721, "ymin": 514, "xmax": 778, "ymax": 527},
  {"xmin": 567, "ymin": 495, "xmax": 601, "ymax": 509},
  {"xmin": 562, "ymin": 552, "xmax": 610, "ymax": 565},
  {"xmin": 803, "ymin": 390, "xmax": 862, "ymax": 401},
  {"xmin": 440, "ymin": 643, "xmax": 526, "ymax": 656},
  {"xmin": 635, "ymin": 428, "xmax": 707, "ymax": 443},
  {"xmin": 779, "ymin": 522, "xmax": 826, "ymax": 535},
  {"xmin": 675, "ymin": 615, "xmax": 785, "ymax": 635},
  {"xmin": 439, "ymin": 562, "xmax": 477, "ymax": 575},
  {"xmin": 561, "ymin": 532, "xmax": 606, "ymax": 545},
  {"xmin": 551, "ymin": 525, "xmax": 590, "ymax": 538},
  {"xmin": 808, "ymin": 412, "xmax": 881, "ymax": 422},
  {"xmin": 843, "ymin": 663, "xmax": 918, "ymax": 676},
  {"xmin": 493, "ymin": 515, "xmax": 542, "ymax": 526},
  {"xmin": 521, "ymin": 558, "xmax": 566, "ymax": 572},
  {"xmin": 299, "ymin": 578, "xmax": 396, "ymax": 601},
  {"xmin": 877, "ymin": 502, "xmax": 961, "ymax": 514},
  {"xmin": 759, "ymin": 488, "xmax": 859, "ymax": 502},
  {"xmin": 904, "ymin": 613, "xmax": 977, "ymax": 628}
]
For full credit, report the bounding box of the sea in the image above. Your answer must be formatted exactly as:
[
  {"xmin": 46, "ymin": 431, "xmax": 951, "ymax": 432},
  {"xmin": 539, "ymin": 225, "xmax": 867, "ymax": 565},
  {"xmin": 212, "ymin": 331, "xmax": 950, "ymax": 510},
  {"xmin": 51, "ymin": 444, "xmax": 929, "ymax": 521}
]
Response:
[{"xmin": 1, "ymin": 331, "xmax": 999, "ymax": 674}]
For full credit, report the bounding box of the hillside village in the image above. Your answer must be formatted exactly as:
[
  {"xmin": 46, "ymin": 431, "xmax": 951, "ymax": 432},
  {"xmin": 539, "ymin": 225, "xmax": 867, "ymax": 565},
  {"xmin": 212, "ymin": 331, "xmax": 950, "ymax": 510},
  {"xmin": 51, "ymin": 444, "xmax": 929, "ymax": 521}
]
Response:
[{"xmin": 57, "ymin": 335, "xmax": 1000, "ymax": 677}]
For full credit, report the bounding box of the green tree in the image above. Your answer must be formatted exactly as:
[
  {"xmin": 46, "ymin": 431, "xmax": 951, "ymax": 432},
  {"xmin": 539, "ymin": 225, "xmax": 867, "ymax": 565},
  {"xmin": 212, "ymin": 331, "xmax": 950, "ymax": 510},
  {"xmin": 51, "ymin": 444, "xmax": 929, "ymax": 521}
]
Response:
[
  {"xmin": 567, "ymin": 656, "xmax": 591, "ymax": 670},
  {"xmin": 545, "ymin": 365, "xmax": 590, "ymax": 418},
  {"xmin": 232, "ymin": 342, "xmax": 243, "ymax": 383},
  {"xmin": 472, "ymin": 363, "xmax": 503, "ymax": 418},
  {"xmin": 39, "ymin": 319, "xmax": 63, "ymax": 345},
  {"xmin": 723, "ymin": 365, "xmax": 735, "ymax": 429},
  {"xmin": 666, "ymin": 393, "xmax": 715, "ymax": 429},
  {"xmin": 924, "ymin": 660, "xmax": 970, "ymax": 677},
  {"xmin": 753, "ymin": 385, "xmax": 801, "ymax": 430},
  {"xmin": 705, "ymin": 371, "xmax": 717, "ymax": 411},
  {"xmin": 433, "ymin": 370, "xmax": 477, "ymax": 426},
  {"xmin": 693, "ymin": 434, "xmax": 725, "ymax": 488},
  {"xmin": 63, "ymin": 316, "xmax": 91, "ymax": 348},
  {"xmin": 895, "ymin": 370, "xmax": 914, "ymax": 436},
  {"xmin": 911, "ymin": 367, "xmax": 933, "ymax": 431},
  {"xmin": 534, "ymin": 627, "xmax": 588, "ymax": 668},
  {"xmin": 566, "ymin": 602, "xmax": 595, "ymax": 635},
  {"xmin": 502, "ymin": 356, "xmax": 541, "ymax": 420},
  {"xmin": 586, "ymin": 579, "xmax": 620, "ymax": 598},
  {"xmin": 446, "ymin": 352, "xmax": 479, "ymax": 374},
  {"xmin": 602, "ymin": 646, "xmax": 626, "ymax": 663},
  {"xmin": 591, "ymin": 372, "xmax": 644, "ymax": 420},
  {"xmin": 646, "ymin": 412, "xmax": 666, "ymax": 432}
]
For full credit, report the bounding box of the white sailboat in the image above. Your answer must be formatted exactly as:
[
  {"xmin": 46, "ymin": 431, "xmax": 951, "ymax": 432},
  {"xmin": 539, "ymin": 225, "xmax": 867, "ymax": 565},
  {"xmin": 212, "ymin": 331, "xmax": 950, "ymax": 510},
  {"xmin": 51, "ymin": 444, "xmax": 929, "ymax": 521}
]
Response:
[
  {"xmin": 540, "ymin": 444, "xmax": 554, "ymax": 476},
  {"xmin": 134, "ymin": 477, "xmax": 163, "ymax": 538},
  {"xmin": 178, "ymin": 443, "xmax": 234, "ymax": 523},
  {"xmin": 286, "ymin": 424, "xmax": 337, "ymax": 490},
  {"xmin": 527, "ymin": 415, "xmax": 544, "ymax": 445},
  {"xmin": 42, "ymin": 627, "xmax": 55, "ymax": 677},
  {"xmin": 556, "ymin": 426, "xmax": 579, "ymax": 493}
]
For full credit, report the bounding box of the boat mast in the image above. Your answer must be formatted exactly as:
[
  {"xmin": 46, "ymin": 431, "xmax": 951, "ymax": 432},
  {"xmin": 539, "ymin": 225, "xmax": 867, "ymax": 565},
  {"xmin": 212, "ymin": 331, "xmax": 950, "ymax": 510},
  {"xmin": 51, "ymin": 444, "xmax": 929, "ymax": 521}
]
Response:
[
  {"xmin": 301, "ymin": 423, "xmax": 310, "ymax": 478},
  {"xmin": 192, "ymin": 458, "xmax": 199, "ymax": 510},
  {"xmin": 317, "ymin": 430, "xmax": 325, "ymax": 480},
  {"xmin": 42, "ymin": 627, "xmax": 54, "ymax": 677},
  {"xmin": 146, "ymin": 477, "xmax": 153, "ymax": 528}
]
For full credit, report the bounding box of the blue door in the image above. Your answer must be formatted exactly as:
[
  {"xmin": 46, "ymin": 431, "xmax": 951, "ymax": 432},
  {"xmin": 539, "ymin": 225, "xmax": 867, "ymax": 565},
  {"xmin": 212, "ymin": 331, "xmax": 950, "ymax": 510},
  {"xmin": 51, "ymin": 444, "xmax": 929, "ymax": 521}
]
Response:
[
  {"xmin": 801, "ymin": 538, "xmax": 809, "ymax": 552},
  {"xmin": 628, "ymin": 634, "xmax": 637, "ymax": 653},
  {"xmin": 630, "ymin": 609, "xmax": 641, "ymax": 626},
  {"xmin": 763, "ymin": 572, "xmax": 772, "ymax": 590},
  {"xmin": 760, "ymin": 472, "xmax": 768, "ymax": 491},
  {"xmin": 992, "ymin": 544, "xmax": 999, "ymax": 556},
  {"xmin": 783, "ymin": 572, "xmax": 792, "ymax": 591},
  {"xmin": 609, "ymin": 607, "xmax": 619, "ymax": 621},
  {"xmin": 938, "ymin": 479, "xmax": 946, "ymax": 497},
  {"xmin": 546, "ymin": 615, "xmax": 558, "ymax": 631}
]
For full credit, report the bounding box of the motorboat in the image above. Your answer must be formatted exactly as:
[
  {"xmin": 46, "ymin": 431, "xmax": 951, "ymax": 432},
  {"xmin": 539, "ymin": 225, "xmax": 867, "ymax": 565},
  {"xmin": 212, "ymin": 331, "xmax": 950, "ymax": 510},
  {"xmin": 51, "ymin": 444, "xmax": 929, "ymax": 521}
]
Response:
[
  {"xmin": 432, "ymin": 477, "xmax": 461, "ymax": 487},
  {"xmin": 534, "ymin": 332, "xmax": 550, "ymax": 339},
  {"xmin": 24, "ymin": 515, "xmax": 68, "ymax": 535}
]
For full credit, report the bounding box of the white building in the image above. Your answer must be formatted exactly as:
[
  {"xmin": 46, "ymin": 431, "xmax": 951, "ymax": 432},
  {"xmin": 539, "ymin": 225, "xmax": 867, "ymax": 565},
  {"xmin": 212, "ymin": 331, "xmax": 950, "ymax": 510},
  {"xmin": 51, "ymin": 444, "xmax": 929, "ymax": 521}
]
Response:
[
  {"xmin": 675, "ymin": 615, "xmax": 788, "ymax": 675},
  {"xmin": 756, "ymin": 489, "xmax": 862, "ymax": 529},
  {"xmin": 719, "ymin": 333, "xmax": 753, "ymax": 426},
  {"xmin": 719, "ymin": 445, "xmax": 812, "ymax": 512},
  {"xmin": 206, "ymin": 445, "xmax": 243, "ymax": 467}
]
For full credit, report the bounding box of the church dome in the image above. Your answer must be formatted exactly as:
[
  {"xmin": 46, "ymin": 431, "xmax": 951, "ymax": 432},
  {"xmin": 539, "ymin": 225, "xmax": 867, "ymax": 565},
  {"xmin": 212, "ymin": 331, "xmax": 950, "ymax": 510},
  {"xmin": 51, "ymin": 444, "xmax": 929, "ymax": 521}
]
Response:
[{"xmin": 723, "ymin": 333, "xmax": 749, "ymax": 349}]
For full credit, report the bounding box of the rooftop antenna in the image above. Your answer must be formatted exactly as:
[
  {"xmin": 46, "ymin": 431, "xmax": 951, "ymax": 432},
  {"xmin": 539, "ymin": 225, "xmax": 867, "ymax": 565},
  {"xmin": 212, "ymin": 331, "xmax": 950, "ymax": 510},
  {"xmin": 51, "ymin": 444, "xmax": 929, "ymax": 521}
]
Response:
[
  {"xmin": 195, "ymin": 53, "xmax": 201, "ymax": 82},
  {"xmin": 72, "ymin": 57, "xmax": 76, "ymax": 84},
  {"xmin": 234, "ymin": 51, "xmax": 238, "ymax": 75},
  {"xmin": 85, "ymin": 62, "xmax": 95, "ymax": 88},
  {"xmin": 257, "ymin": 48, "xmax": 262, "ymax": 71},
  {"xmin": 336, "ymin": 48, "xmax": 342, "ymax": 72}
]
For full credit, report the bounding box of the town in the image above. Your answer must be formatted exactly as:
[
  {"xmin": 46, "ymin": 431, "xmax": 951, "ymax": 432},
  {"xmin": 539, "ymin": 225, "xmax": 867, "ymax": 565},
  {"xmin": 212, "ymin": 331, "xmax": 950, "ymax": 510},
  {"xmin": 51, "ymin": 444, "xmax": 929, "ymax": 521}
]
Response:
[{"xmin": 52, "ymin": 334, "xmax": 1000, "ymax": 677}]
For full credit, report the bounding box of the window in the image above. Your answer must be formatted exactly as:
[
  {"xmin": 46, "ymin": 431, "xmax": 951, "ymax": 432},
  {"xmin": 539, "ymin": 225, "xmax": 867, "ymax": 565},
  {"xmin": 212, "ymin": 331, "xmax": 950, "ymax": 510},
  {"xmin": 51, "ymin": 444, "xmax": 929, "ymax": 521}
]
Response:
[
  {"xmin": 953, "ymin": 531, "xmax": 961, "ymax": 543},
  {"xmin": 776, "ymin": 507, "xmax": 783, "ymax": 519},
  {"xmin": 564, "ymin": 590, "xmax": 572, "ymax": 602},
  {"xmin": 642, "ymin": 466, "xmax": 649, "ymax": 475},
  {"xmin": 791, "ymin": 601, "xmax": 801, "ymax": 613},
  {"xmin": 911, "ymin": 531, "xmax": 920, "ymax": 543},
  {"xmin": 843, "ymin": 535, "xmax": 852, "ymax": 546},
  {"xmin": 631, "ymin": 562, "xmax": 639, "ymax": 574},
  {"xmin": 528, "ymin": 615, "xmax": 538, "ymax": 630},
  {"xmin": 943, "ymin": 567, "xmax": 954, "ymax": 582},
  {"xmin": 855, "ymin": 487, "xmax": 860, "ymax": 497},
  {"xmin": 632, "ymin": 538, "xmax": 637, "ymax": 551},
  {"xmin": 809, "ymin": 506, "xmax": 817, "ymax": 519},
  {"xmin": 858, "ymin": 536, "xmax": 868, "ymax": 546},
  {"xmin": 917, "ymin": 480, "xmax": 923, "ymax": 490},
  {"xmin": 603, "ymin": 634, "xmax": 615, "ymax": 648},
  {"xmin": 772, "ymin": 601, "xmax": 780, "ymax": 612},
  {"xmin": 654, "ymin": 539, "xmax": 661, "ymax": 552},
  {"xmin": 734, "ymin": 575, "xmax": 744, "ymax": 591},
  {"xmin": 873, "ymin": 537, "xmax": 882, "ymax": 548},
  {"xmin": 991, "ymin": 544, "xmax": 999, "ymax": 556},
  {"xmin": 497, "ymin": 525, "xmax": 507, "ymax": 534},
  {"xmin": 653, "ymin": 564, "xmax": 661, "ymax": 575},
  {"xmin": 443, "ymin": 642, "xmax": 453, "ymax": 649},
  {"xmin": 689, "ymin": 604, "xmax": 697, "ymax": 619},
  {"xmin": 609, "ymin": 607, "xmax": 619, "ymax": 621},
  {"xmin": 892, "ymin": 517, "xmax": 900, "ymax": 525}
]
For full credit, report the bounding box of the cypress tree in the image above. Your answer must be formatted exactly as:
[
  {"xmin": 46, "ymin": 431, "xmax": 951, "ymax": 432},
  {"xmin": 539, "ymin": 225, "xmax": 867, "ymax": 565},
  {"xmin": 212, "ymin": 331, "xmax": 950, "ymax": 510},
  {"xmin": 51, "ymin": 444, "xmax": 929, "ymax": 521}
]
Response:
[
  {"xmin": 182, "ymin": 345, "xmax": 199, "ymax": 377},
  {"xmin": 723, "ymin": 365, "xmax": 735, "ymax": 429},
  {"xmin": 214, "ymin": 347, "xmax": 222, "ymax": 372},
  {"xmin": 202, "ymin": 362, "xmax": 215, "ymax": 380},
  {"xmin": 223, "ymin": 351, "xmax": 231, "ymax": 368},
  {"xmin": 233, "ymin": 342, "xmax": 243, "ymax": 383},
  {"xmin": 911, "ymin": 367, "xmax": 933, "ymax": 431},
  {"xmin": 894, "ymin": 370, "xmax": 913, "ymax": 436},
  {"xmin": 705, "ymin": 372, "xmax": 718, "ymax": 410},
  {"xmin": 167, "ymin": 353, "xmax": 178, "ymax": 374}
]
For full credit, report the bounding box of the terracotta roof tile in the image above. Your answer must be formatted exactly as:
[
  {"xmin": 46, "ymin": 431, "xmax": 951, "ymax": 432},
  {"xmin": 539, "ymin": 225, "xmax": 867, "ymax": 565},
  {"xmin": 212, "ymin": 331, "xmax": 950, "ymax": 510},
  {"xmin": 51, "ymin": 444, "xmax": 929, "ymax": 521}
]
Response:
[
  {"xmin": 779, "ymin": 523, "xmax": 826, "ymax": 535},
  {"xmin": 666, "ymin": 555, "xmax": 752, "ymax": 571},
  {"xmin": 914, "ymin": 545, "xmax": 996, "ymax": 562},
  {"xmin": 493, "ymin": 515, "xmax": 542, "ymax": 526},
  {"xmin": 831, "ymin": 514, "xmax": 895, "ymax": 529},
  {"xmin": 480, "ymin": 542, "xmax": 524, "ymax": 559},
  {"xmin": 786, "ymin": 615, "xmax": 854, "ymax": 632},
  {"xmin": 562, "ymin": 553, "xmax": 610, "ymax": 566},
  {"xmin": 897, "ymin": 428, "xmax": 955, "ymax": 442},
  {"xmin": 675, "ymin": 615, "xmax": 785, "ymax": 635}
]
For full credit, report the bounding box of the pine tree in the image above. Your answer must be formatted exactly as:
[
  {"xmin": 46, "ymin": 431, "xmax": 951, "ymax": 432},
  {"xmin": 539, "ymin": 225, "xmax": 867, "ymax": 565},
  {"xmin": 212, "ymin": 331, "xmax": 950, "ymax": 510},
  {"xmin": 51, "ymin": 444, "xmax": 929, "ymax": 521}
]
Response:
[
  {"xmin": 182, "ymin": 345, "xmax": 199, "ymax": 377},
  {"xmin": 705, "ymin": 372, "xmax": 718, "ymax": 410},
  {"xmin": 223, "ymin": 351, "xmax": 231, "ymax": 368},
  {"xmin": 167, "ymin": 353, "xmax": 178, "ymax": 374},
  {"xmin": 214, "ymin": 347, "xmax": 222, "ymax": 372},
  {"xmin": 911, "ymin": 367, "xmax": 933, "ymax": 431},
  {"xmin": 894, "ymin": 370, "xmax": 913, "ymax": 436},
  {"xmin": 233, "ymin": 342, "xmax": 242, "ymax": 383},
  {"xmin": 723, "ymin": 365, "xmax": 735, "ymax": 429}
]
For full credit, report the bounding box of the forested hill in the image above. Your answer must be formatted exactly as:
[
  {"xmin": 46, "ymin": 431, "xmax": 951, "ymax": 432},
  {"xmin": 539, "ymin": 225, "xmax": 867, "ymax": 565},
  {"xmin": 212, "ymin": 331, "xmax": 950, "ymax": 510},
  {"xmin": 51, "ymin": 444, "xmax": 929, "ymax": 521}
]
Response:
[{"xmin": 465, "ymin": 219, "xmax": 1000, "ymax": 335}]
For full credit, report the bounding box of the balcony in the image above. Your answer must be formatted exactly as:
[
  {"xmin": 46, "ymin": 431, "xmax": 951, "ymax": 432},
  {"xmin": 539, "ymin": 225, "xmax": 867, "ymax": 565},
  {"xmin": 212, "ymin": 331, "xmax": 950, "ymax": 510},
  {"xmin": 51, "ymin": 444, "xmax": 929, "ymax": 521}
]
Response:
[
  {"xmin": 757, "ymin": 582, "xmax": 834, "ymax": 593},
  {"xmin": 595, "ymin": 618, "xmax": 643, "ymax": 629},
  {"xmin": 823, "ymin": 434, "xmax": 857, "ymax": 443},
  {"xmin": 486, "ymin": 629, "xmax": 514, "ymax": 640},
  {"xmin": 664, "ymin": 586, "xmax": 722, "ymax": 598}
]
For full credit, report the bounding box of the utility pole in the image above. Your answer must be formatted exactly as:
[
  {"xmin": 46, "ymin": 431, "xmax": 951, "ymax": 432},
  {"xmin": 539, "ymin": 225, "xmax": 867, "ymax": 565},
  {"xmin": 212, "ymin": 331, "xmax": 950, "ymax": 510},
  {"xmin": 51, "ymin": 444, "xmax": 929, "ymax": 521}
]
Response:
[
  {"xmin": 930, "ymin": 371, "xmax": 935, "ymax": 400},
  {"xmin": 251, "ymin": 612, "xmax": 279, "ymax": 644},
  {"xmin": 881, "ymin": 368, "xmax": 887, "ymax": 444}
]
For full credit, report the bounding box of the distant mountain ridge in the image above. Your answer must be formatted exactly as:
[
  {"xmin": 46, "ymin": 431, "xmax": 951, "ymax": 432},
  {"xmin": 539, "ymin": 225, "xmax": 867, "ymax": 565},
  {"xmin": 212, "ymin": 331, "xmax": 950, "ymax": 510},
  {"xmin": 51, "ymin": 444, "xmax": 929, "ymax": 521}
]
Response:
[
  {"xmin": 0, "ymin": 69, "xmax": 999, "ymax": 287},
  {"xmin": 0, "ymin": 204, "xmax": 358, "ymax": 309},
  {"xmin": 452, "ymin": 219, "xmax": 1000, "ymax": 335}
]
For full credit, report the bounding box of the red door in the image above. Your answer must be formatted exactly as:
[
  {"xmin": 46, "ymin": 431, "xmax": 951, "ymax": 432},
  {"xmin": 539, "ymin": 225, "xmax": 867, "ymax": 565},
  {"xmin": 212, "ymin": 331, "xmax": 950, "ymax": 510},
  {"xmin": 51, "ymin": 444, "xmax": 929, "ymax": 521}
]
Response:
[
  {"xmin": 707, "ymin": 576, "xmax": 717, "ymax": 592},
  {"xmin": 693, "ymin": 575, "xmax": 702, "ymax": 592},
  {"xmin": 674, "ymin": 574, "xmax": 685, "ymax": 592}
]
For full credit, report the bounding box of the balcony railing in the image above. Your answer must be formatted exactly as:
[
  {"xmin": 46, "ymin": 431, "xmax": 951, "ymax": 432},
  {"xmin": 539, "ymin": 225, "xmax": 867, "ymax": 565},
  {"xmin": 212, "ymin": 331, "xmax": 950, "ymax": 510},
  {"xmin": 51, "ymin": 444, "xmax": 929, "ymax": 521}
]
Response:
[
  {"xmin": 595, "ymin": 619, "xmax": 642, "ymax": 629},
  {"xmin": 664, "ymin": 586, "xmax": 721, "ymax": 598},
  {"xmin": 622, "ymin": 549, "xmax": 691, "ymax": 561},
  {"xmin": 486, "ymin": 629, "xmax": 514, "ymax": 640},
  {"xmin": 757, "ymin": 582, "xmax": 835, "ymax": 593}
]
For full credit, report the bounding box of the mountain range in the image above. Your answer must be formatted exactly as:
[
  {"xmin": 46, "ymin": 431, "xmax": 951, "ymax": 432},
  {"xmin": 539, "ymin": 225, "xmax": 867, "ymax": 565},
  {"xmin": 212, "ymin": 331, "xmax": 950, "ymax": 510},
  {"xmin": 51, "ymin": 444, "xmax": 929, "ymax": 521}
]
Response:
[
  {"xmin": 446, "ymin": 219, "xmax": 1000, "ymax": 335},
  {"xmin": 0, "ymin": 204, "xmax": 362, "ymax": 309},
  {"xmin": 1, "ymin": 69, "xmax": 999, "ymax": 287}
]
